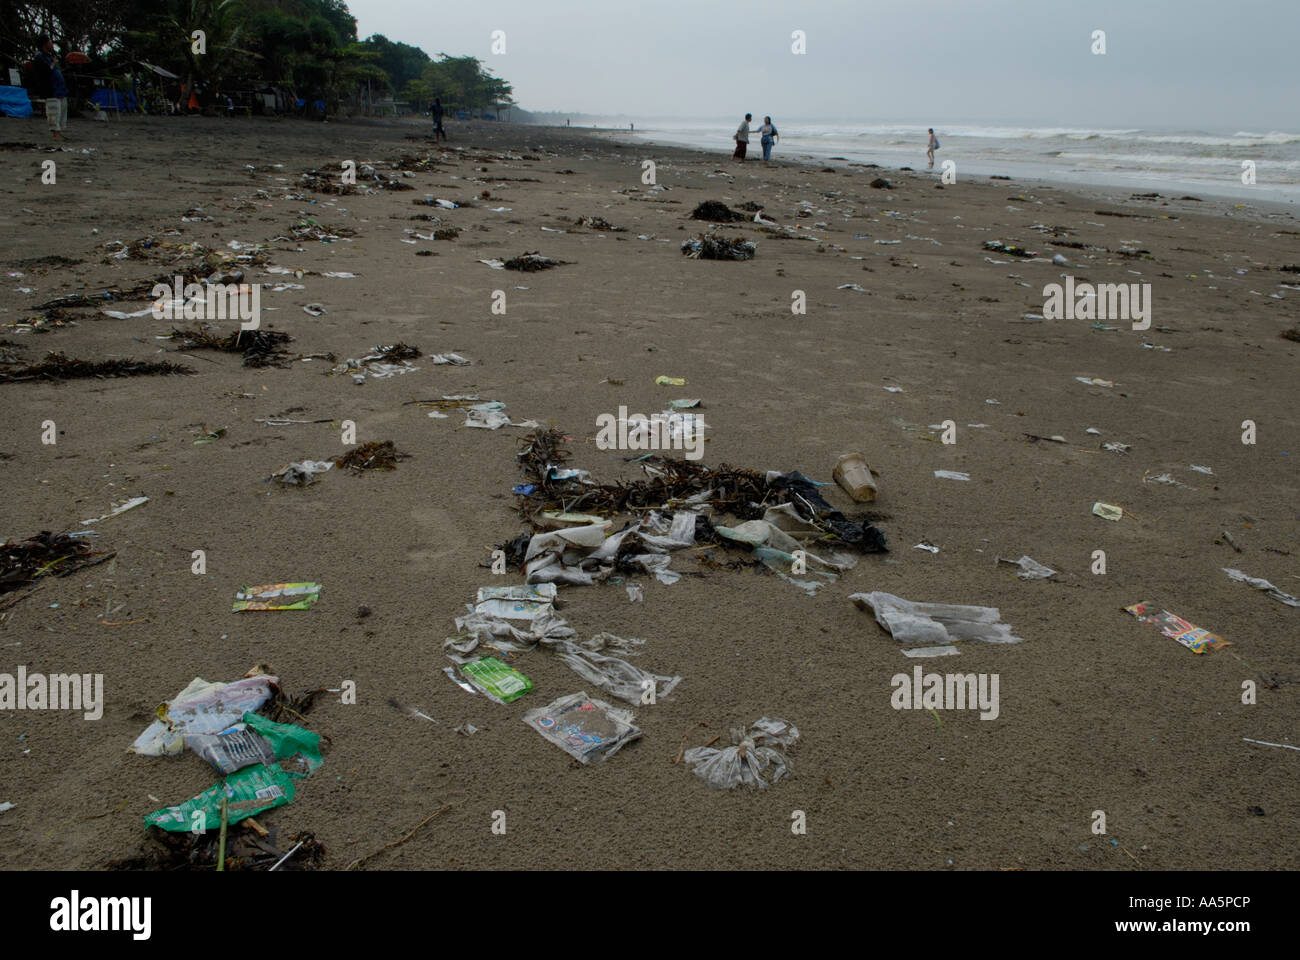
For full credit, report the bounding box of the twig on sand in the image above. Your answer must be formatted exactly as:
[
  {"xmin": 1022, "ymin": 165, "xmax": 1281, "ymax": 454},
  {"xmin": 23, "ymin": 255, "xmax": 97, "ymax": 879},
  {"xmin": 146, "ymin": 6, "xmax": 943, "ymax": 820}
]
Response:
[{"xmin": 345, "ymin": 804, "xmax": 452, "ymax": 870}]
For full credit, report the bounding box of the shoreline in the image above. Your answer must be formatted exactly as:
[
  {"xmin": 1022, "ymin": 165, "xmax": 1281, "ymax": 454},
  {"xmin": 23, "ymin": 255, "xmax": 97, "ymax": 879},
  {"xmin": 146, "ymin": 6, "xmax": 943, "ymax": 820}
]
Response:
[{"xmin": 595, "ymin": 126, "xmax": 1300, "ymax": 218}]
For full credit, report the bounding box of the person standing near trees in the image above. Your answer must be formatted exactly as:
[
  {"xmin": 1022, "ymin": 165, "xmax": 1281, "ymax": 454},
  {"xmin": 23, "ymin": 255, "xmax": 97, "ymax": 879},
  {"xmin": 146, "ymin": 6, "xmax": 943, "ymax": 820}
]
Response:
[
  {"xmin": 30, "ymin": 36, "xmax": 69, "ymax": 141},
  {"xmin": 432, "ymin": 97, "xmax": 447, "ymax": 141}
]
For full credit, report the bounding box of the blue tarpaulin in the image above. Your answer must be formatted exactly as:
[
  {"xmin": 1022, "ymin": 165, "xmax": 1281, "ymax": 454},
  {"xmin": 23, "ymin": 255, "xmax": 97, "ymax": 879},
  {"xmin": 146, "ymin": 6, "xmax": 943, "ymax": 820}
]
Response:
[
  {"xmin": 91, "ymin": 88, "xmax": 137, "ymax": 112},
  {"xmin": 0, "ymin": 85, "xmax": 33, "ymax": 118}
]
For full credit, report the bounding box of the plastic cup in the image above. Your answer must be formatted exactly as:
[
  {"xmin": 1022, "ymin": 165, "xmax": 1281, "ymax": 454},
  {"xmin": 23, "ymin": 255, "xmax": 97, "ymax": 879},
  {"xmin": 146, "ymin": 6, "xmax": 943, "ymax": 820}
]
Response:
[{"xmin": 834, "ymin": 453, "xmax": 877, "ymax": 502}]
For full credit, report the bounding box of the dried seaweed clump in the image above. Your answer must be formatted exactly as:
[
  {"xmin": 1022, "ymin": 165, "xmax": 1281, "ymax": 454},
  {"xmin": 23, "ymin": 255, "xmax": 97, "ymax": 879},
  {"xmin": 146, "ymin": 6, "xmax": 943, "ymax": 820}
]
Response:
[
  {"xmin": 690, "ymin": 200, "xmax": 747, "ymax": 222},
  {"xmin": 0, "ymin": 352, "xmax": 194, "ymax": 383},
  {"xmin": 681, "ymin": 234, "xmax": 756, "ymax": 261},
  {"xmin": 575, "ymin": 215, "xmax": 623, "ymax": 231},
  {"xmin": 169, "ymin": 326, "xmax": 294, "ymax": 368},
  {"xmin": 373, "ymin": 343, "xmax": 420, "ymax": 362},
  {"xmin": 333, "ymin": 440, "xmax": 409, "ymax": 472},
  {"xmin": 512, "ymin": 429, "xmax": 886, "ymax": 552},
  {"xmin": 299, "ymin": 169, "xmax": 355, "ymax": 195},
  {"xmin": 1, "ymin": 531, "xmax": 115, "ymax": 596},
  {"xmin": 504, "ymin": 251, "xmax": 568, "ymax": 271}
]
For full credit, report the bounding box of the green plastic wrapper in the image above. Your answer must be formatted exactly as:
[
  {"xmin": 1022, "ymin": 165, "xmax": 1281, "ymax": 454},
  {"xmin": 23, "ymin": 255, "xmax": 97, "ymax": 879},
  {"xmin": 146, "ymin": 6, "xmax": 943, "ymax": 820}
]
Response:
[
  {"xmin": 460, "ymin": 657, "xmax": 533, "ymax": 703},
  {"xmin": 143, "ymin": 762, "xmax": 296, "ymax": 833}
]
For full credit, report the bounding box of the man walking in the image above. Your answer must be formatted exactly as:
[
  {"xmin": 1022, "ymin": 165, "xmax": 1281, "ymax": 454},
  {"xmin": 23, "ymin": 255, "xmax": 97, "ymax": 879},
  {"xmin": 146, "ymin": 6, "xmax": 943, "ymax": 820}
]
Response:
[
  {"xmin": 733, "ymin": 113, "xmax": 751, "ymax": 162},
  {"xmin": 31, "ymin": 36, "xmax": 69, "ymax": 141},
  {"xmin": 432, "ymin": 97, "xmax": 447, "ymax": 142}
]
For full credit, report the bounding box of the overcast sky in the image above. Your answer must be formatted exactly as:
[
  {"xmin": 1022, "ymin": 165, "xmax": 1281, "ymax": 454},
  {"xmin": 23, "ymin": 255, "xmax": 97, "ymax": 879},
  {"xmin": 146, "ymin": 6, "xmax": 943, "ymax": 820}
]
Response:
[{"xmin": 354, "ymin": 0, "xmax": 1296, "ymax": 131}]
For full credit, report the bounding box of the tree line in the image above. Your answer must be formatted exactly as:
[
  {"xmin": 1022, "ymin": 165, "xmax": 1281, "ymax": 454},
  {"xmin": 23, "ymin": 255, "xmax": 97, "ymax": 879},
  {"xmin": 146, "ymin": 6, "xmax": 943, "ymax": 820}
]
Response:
[{"xmin": 0, "ymin": 0, "xmax": 514, "ymax": 115}]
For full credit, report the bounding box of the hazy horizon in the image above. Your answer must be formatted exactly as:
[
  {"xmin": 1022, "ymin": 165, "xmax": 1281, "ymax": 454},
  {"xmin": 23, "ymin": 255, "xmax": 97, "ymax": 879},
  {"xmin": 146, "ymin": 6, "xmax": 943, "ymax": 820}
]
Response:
[{"xmin": 352, "ymin": 0, "xmax": 1297, "ymax": 132}]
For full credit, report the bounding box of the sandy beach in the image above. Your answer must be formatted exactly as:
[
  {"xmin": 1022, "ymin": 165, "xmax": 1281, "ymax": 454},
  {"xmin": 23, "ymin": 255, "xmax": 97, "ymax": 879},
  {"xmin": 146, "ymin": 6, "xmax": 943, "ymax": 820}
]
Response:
[{"xmin": 1, "ymin": 114, "xmax": 1297, "ymax": 871}]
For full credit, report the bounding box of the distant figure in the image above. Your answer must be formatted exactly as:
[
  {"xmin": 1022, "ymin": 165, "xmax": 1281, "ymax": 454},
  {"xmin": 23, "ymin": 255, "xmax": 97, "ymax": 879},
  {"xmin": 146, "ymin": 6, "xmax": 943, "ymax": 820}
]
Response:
[
  {"xmin": 733, "ymin": 113, "xmax": 752, "ymax": 162},
  {"xmin": 432, "ymin": 97, "xmax": 447, "ymax": 141},
  {"xmin": 758, "ymin": 116, "xmax": 779, "ymax": 163},
  {"xmin": 630, "ymin": 122, "xmax": 634, "ymax": 131},
  {"xmin": 224, "ymin": 95, "xmax": 234, "ymax": 117},
  {"xmin": 31, "ymin": 36, "xmax": 69, "ymax": 140},
  {"xmin": 566, "ymin": 118, "xmax": 570, "ymax": 127},
  {"xmin": 927, "ymin": 128, "xmax": 939, "ymax": 170}
]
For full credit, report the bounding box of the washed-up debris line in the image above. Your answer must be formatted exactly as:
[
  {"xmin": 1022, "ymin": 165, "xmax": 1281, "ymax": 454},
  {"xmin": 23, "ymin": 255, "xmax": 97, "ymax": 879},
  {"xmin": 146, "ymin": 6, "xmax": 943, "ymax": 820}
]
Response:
[
  {"xmin": 681, "ymin": 234, "xmax": 756, "ymax": 260},
  {"xmin": 102, "ymin": 826, "xmax": 325, "ymax": 872},
  {"xmin": 168, "ymin": 326, "xmax": 294, "ymax": 367},
  {"xmin": 333, "ymin": 440, "xmax": 409, "ymax": 472},
  {"xmin": 511, "ymin": 429, "xmax": 887, "ymax": 553},
  {"xmin": 0, "ymin": 352, "xmax": 193, "ymax": 383},
  {"xmin": 0, "ymin": 531, "xmax": 115, "ymax": 598},
  {"xmin": 689, "ymin": 200, "xmax": 747, "ymax": 223},
  {"xmin": 35, "ymin": 262, "xmax": 252, "ymax": 314},
  {"xmin": 504, "ymin": 251, "xmax": 568, "ymax": 271}
]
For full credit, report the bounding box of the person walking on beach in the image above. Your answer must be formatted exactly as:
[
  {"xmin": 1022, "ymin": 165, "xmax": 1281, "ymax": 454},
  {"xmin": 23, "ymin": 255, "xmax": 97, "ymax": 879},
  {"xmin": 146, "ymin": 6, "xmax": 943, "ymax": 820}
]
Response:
[
  {"xmin": 758, "ymin": 116, "xmax": 779, "ymax": 163},
  {"xmin": 432, "ymin": 97, "xmax": 447, "ymax": 141},
  {"xmin": 926, "ymin": 128, "xmax": 939, "ymax": 170},
  {"xmin": 733, "ymin": 113, "xmax": 752, "ymax": 162},
  {"xmin": 30, "ymin": 36, "xmax": 69, "ymax": 141}
]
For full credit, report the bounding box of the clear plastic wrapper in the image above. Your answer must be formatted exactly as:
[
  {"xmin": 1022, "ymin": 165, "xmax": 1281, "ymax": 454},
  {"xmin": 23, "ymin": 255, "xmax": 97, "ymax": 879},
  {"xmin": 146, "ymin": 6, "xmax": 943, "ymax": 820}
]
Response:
[{"xmin": 522, "ymin": 692, "xmax": 641, "ymax": 764}]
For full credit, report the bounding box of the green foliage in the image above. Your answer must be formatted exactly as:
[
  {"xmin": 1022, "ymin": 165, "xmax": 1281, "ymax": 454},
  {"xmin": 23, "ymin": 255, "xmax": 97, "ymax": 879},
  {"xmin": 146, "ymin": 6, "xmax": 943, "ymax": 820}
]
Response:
[{"xmin": 1, "ymin": 0, "xmax": 515, "ymax": 115}]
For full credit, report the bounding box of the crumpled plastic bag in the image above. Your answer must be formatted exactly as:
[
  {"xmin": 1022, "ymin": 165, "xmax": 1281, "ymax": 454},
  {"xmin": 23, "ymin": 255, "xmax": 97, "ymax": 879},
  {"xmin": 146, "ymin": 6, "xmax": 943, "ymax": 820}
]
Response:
[
  {"xmin": 552, "ymin": 640, "xmax": 680, "ymax": 705},
  {"xmin": 1004, "ymin": 555, "xmax": 1055, "ymax": 580},
  {"xmin": 1222, "ymin": 568, "xmax": 1300, "ymax": 607},
  {"xmin": 445, "ymin": 605, "xmax": 575, "ymax": 663},
  {"xmin": 522, "ymin": 511, "xmax": 702, "ymax": 586},
  {"xmin": 683, "ymin": 718, "xmax": 798, "ymax": 789},
  {"xmin": 271, "ymin": 460, "xmax": 332, "ymax": 486},
  {"xmin": 129, "ymin": 675, "xmax": 277, "ymax": 757},
  {"xmin": 850, "ymin": 592, "xmax": 1023, "ymax": 657}
]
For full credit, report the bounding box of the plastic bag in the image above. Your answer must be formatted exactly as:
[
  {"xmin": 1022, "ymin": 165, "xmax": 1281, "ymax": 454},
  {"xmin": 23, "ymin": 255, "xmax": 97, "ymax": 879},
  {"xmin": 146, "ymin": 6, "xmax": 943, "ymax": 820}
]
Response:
[
  {"xmin": 850, "ymin": 592, "xmax": 1023, "ymax": 655},
  {"xmin": 683, "ymin": 718, "xmax": 798, "ymax": 789},
  {"xmin": 184, "ymin": 711, "xmax": 322, "ymax": 777},
  {"xmin": 522, "ymin": 692, "xmax": 641, "ymax": 764},
  {"xmin": 552, "ymin": 641, "xmax": 680, "ymax": 705},
  {"xmin": 129, "ymin": 674, "xmax": 277, "ymax": 757},
  {"xmin": 143, "ymin": 762, "xmax": 296, "ymax": 833}
]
